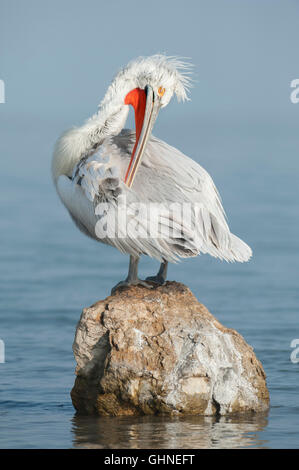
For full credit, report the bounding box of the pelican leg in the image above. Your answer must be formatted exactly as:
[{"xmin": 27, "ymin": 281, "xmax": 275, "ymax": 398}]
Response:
[
  {"xmin": 111, "ymin": 255, "xmax": 153, "ymax": 294},
  {"xmin": 146, "ymin": 261, "xmax": 168, "ymax": 285}
]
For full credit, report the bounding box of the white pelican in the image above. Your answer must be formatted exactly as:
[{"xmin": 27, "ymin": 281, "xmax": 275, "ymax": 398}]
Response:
[{"xmin": 52, "ymin": 55, "xmax": 252, "ymax": 292}]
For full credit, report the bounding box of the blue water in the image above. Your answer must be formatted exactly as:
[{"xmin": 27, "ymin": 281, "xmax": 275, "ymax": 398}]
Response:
[{"xmin": 0, "ymin": 117, "xmax": 299, "ymax": 448}]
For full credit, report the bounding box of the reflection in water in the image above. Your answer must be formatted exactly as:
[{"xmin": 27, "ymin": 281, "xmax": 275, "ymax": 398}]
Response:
[{"xmin": 71, "ymin": 412, "xmax": 269, "ymax": 449}]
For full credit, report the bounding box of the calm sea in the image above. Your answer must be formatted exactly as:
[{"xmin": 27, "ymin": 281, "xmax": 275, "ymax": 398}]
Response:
[{"xmin": 0, "ymin": 118, "xmax": 298, "ymax": 448}]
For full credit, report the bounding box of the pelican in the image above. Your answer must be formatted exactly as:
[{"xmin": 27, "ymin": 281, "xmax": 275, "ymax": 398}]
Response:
[{"xmin": 52, "ymin": 55, "xmax": 252, "ymax": 292}]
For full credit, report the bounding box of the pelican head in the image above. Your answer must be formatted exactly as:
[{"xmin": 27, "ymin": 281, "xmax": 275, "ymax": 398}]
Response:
[
  {"xmin": 102, "ymin": 55, "xmax": 192, "ymax": 109},
  {"xmin": 100, "ymin": 55, "xmax": 192, "ymax": 187}
]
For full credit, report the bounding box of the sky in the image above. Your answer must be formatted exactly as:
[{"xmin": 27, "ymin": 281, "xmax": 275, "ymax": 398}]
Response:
[{"xmin": 1, "ymin": 0, "xmax": 299, "ymax": 133}]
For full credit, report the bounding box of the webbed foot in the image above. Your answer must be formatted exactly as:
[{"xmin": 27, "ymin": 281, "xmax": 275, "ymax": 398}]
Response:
[
  {"xmin": 111, "ymin": 279, "xmax": 153, "ymax": 295},
  {"xmin": 145, "ymin": 261, "xmax": 168, "ymax": 286},
  {"xmin": 145, "ymin": 275, "xmax": 166, "ymax": 285}
]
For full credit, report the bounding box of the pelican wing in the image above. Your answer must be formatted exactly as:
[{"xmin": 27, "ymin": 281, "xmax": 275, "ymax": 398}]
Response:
[
  {"xmin": 57, "ymin": 130, "xmax": 251, "ymax": 262},
  {"xmin": 110, "ymin": 130, "xmax": 252, "ymax": 262}
]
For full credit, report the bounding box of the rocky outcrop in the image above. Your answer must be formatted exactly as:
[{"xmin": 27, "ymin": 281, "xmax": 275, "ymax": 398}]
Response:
[{"xmin": 71, "ymin": 282, "xmax": 269, "ymax": 416}]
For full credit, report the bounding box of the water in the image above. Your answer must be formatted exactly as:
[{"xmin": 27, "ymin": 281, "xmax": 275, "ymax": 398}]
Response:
[{"xmin": 0, "ymin": 117, "xmax": 299, "ymax": 449}]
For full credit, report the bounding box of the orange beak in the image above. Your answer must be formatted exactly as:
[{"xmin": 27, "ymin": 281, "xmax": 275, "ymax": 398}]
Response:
[{"xmin": 124, "ymin": 85, "xmax": 159, "ymax": 188}]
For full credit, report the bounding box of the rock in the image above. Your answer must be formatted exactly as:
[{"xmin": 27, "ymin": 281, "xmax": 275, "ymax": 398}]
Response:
[{"xmin": 71, "ymin": 282, "xmax": 269, "ymax": 416}]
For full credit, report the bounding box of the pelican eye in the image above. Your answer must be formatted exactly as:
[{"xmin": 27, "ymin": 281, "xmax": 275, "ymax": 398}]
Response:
[{"xmin": 157, "ymin": 86, "xmax": 165, "ymax": 97}]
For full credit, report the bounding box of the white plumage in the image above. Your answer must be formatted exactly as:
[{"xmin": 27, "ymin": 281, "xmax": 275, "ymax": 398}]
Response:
[{"xmin": 52, "ymin": 55, "xmax": 252, "ymax": 290}]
